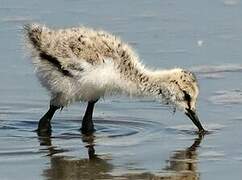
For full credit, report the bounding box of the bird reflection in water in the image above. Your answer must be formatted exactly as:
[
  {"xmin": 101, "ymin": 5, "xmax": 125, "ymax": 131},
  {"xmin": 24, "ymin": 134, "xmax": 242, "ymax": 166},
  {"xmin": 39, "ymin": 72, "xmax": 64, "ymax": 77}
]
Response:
[
  {"xmin": 122, "ymin": 135, "xmax": 203, "ymax": 180},
  {"xmin": 38, "ymin": 135, "xmax": 113, "ymax": 180},
  {"xmin": 38, "ymin": 134, "xmax": 203, "ymax": 180},
  {"xmin": 162, "ymin": 135, "xmax": 202, "ymax": 179}
]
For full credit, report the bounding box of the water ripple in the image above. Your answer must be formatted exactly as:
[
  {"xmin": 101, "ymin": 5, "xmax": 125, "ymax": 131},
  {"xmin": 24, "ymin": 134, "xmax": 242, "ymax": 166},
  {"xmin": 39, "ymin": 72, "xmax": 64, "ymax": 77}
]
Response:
[
  {"xmin": 0, "ymin": 114, "xmax": 165, "ymax": 147},
  {"xmin": 90, "ymin": 117, "xmax": 164, "ymax": 146},
  {"xmin": 210, "ymin": 89, "xmax": 242, "ymax": 105},
  {"xmin": 191, "ymin": 64, "xmax": 242, "ymax": 79}
]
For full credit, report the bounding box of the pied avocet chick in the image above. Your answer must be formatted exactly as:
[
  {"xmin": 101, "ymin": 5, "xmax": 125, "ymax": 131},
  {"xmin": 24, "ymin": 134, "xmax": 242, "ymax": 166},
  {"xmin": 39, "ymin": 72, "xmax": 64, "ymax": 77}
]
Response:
[{"xmin": 24, "ymin": 23, "xmax": 206, "ymax": 135}]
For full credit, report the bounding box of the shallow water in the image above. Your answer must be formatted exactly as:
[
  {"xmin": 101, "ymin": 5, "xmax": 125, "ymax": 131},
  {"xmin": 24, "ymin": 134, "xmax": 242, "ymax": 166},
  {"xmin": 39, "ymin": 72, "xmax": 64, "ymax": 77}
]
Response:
[{"xmin": 1, "ymin": 0, "xmax": 242, "ymax": 179}]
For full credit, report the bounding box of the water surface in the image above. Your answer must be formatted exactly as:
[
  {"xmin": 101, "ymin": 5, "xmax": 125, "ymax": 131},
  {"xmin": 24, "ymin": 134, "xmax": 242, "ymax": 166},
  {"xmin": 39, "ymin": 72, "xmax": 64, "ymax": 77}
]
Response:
[{"xmin": 1, "ymin": 0, "xmax": 242, "ymax": 179}]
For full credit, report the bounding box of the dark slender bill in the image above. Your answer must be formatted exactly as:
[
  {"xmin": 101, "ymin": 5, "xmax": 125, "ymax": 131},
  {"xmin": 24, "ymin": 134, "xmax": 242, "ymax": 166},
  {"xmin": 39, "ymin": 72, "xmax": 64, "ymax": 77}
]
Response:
[{"xmin": 185, "ymin": 108, "xmax": 206, "ymax": 133}]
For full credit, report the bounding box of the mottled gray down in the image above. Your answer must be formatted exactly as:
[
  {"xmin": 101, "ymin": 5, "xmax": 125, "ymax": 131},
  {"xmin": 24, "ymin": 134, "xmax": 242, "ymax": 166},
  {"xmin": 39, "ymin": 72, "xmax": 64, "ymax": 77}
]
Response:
[{"xmin": 24, "ymin": 23, "xmax": 199, "ymax": 113}]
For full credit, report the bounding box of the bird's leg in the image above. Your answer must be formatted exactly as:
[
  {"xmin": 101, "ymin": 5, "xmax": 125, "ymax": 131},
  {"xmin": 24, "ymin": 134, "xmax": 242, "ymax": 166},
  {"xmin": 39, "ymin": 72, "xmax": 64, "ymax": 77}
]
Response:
[
  {"xmin": 37, "ymin": 105, "xmax": 59, "ymax": 136},
  {"xmin": 81, "ymin": 99, "xmax": 98, "ymax": 135}
]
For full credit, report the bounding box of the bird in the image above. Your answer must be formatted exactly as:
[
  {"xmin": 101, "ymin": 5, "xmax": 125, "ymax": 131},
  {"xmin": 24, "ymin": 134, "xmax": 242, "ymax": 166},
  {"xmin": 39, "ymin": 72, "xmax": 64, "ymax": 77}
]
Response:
[{"xmin": 23, "ymin": 23, "xmax": 206, "ymax": 136}]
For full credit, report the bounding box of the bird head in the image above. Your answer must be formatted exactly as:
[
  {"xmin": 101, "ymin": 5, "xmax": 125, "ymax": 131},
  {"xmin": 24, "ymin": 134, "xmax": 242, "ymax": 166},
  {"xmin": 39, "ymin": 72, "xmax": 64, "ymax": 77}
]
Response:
[{"xmin": 154, "ymin": 68, "xmax": 206, "ymax": 133}]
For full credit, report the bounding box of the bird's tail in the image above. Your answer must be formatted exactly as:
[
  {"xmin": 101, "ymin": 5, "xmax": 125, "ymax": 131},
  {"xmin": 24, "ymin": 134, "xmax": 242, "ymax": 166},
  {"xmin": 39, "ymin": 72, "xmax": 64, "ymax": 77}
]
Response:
[
  {"xmin": 23, "ymin": 23, "xmax": 74, "ymax": 77},
  {"xmin": 24, "ymin": 23, "xmax": 43, "ymax": 50}
]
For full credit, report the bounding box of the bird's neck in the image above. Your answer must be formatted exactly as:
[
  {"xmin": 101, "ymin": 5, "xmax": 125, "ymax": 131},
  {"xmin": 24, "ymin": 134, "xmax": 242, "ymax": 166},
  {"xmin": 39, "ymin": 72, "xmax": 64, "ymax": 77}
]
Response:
[
  {"xmin": 136, "ymin": 70, "xmax": 172, "ymax": 96},
  {"xmin": 118, "ymin": 59, "xmax": 173, "ymax": 97}
]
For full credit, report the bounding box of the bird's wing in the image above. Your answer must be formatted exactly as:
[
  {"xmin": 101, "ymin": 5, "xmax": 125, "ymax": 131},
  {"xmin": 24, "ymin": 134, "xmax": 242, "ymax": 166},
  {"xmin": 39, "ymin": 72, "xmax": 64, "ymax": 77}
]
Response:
[{"xmin": 25, "ymin": 24, "xmax": 116, "ymax": 75}]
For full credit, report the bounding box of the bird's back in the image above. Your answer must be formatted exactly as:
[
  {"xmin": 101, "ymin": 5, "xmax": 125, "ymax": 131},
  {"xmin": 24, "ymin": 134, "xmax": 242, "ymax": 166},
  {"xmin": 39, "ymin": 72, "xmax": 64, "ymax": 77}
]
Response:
[
  {"xmin": 24, "ymin": 24, "xmax": 143, "ymax": 104},
  {"xmin": 24, "ymin": 24, "xmax": 137, "ymax": 66}
]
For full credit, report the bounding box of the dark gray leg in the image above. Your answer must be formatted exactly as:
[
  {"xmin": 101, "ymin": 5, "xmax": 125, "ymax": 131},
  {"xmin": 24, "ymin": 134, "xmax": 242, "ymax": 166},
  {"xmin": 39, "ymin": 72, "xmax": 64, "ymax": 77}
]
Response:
[
  {"xmin": 37, "ymin": 105, "xmax": 59, "ymax": 136},
  {"xmin": 81, "ymin": 100, "xmax": 98, "ymax": 134}
]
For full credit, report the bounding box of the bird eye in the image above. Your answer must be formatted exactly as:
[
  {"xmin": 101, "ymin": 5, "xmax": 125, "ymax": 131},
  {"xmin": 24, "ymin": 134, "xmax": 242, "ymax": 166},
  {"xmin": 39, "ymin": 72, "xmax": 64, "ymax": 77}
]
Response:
[
  {"xmin": 182, "ymin": 90, "xmax": 190, "ymax": 101},
  {"xmin": 158, "ymin": 89, "xmax": 162, "ymax": 95},
  {"xmin": 183, "ymin": 90, "xmax": 191, "ymax": 109}
]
